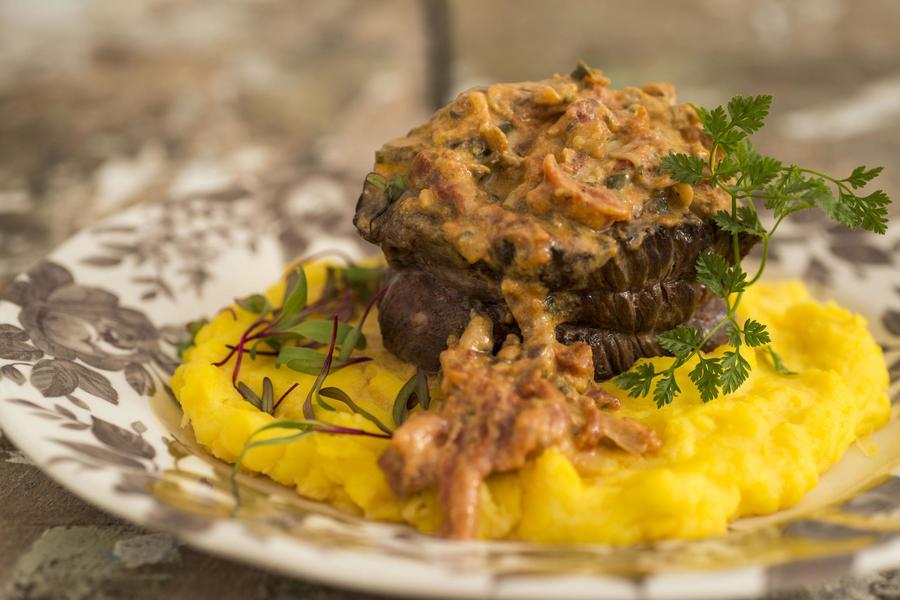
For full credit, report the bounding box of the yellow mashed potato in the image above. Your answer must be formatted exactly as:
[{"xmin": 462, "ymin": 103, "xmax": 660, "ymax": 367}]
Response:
[{"xmin": 171, "ymin": 262, "xmax": 890, "ymax": 544}]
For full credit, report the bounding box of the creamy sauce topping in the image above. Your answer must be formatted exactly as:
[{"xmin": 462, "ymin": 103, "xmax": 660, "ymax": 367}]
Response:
[
  {"xmin": 368, "ymin": 64, "xmax": 728, "ymax": 278},
  {"xmin": 371, "ymin": 66, "xmax": 724, "ymax": 538}
]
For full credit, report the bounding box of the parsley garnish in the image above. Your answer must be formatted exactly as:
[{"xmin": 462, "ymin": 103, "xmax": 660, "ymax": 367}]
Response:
[
  {"xmin": 616, "ymin": 94, "xmax": 891, "ymax": 407},
  {"xmin": 365, "ymin": 173, "xmax": 407, "ymax": 203}
]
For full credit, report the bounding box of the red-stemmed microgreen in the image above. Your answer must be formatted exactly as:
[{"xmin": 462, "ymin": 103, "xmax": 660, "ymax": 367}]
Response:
[
  {"xmin": 302, "ymin": 316, "xmax": 340, "ymax": 419},
  {"xmin": 236, "ymin": 376, "xmax": 277, "ymax": 413},
  {"xmin": 273, "ymin": 382, "xmax": 299, "ymax": 413},
  {"xmin": 338, "ymin": 286, "xmax": 386, "ymax": 364},
  {"xmin": 317, "ymin": 387, "xmax": 393, "ymax": 435},
  {"xmin": 392, "ymin": 368, "xmax": 431, "ymax": 427},
  {"xmin": 211, "ymin": 261, "xmax": 386, "ymax": 415},
  {"xmin": 198, "ymin": 257, "xmax": 420, "ymax": 514},
  {"xmin": 230, "ymin": 418, "xmax": 392, "ymax": 514}
]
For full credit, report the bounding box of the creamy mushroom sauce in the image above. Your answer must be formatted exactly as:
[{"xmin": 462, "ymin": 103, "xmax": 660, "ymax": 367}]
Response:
[{"xmin": 372, "ymin": 66, "xmax": 734, "ymax": 538}]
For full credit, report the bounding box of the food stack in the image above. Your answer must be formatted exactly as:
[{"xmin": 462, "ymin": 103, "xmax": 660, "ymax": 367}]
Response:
[{"xmin": 354, "ymin": 66, "xmax": 755, "ymax": 379}]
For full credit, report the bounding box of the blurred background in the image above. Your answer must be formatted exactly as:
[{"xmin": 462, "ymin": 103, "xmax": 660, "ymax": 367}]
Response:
[
  {"xmin": 1, "ymin": 1, "xmax": 899, "ymax": 598},
  {"xmin": 2, "ymin": 0, "xmax": 899, "ymax": 285}
]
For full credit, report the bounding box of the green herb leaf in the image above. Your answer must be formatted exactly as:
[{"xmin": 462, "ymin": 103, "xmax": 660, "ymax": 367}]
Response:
[
  {"xmin": 604, "ymin": 173, "xmax": 628, "ymax": 189},
  {"xmin": 318, "ymin": 387, "xmax": 393, "ymax": 435},
  {"xmin": 844, "ymin": 165, "xmax": 884, "ymax": 190},
  {"xmin": 714, "ymin": 155, "xmax": 740, "ymax": 181},
  {"xmin": 762, "ymin": 167, "xmax": 829, "ymax": 221},
  {"xmin": 661, "ymin": 153, "xmax": 706, "ymax": 184},
  {"xmin": 720, "ymin": 349, "xmax": 751, "ymax": 394},
  {"xmin": 237, "ymin": 381, "xmax": 262, "ymax": 410},
  {"xmin": 742, "ymin": 319, "xmax": 771, "ymax": 347},
  {"xmin": 734, "ymin": 140, "xmax": 782, "ymax": 188},
  {"xmin": 695, "ymin": 252, "xmax": 729, "ymax": 298},
  {"xmin": 260, "ymin": 377, "xmax": 275, "ymax": 414},
  {"xmin": 726, "ymin": 321, "xmax": 743, "ymax": 348},
  {"xmin": 343, "ymin": 265, "xmax": 384, "ymax": 287},
  {"xmin": 286, "ymin": 319, "xmax": 365, "ymax": 350},
  {"xmin": 695, "ymin": 253, "xmax": 746, "ymax": 298},
  {"xmin": 570, "ymin": 60, "xmax": 591, "ymax": 81},
  {"xmin": 177, "ymin": 318, "xmax": 208, "ymax": 359},
  {"xmin": 658, "ymin": 325, "xmax": 702, "ymax": 358},
  {"xmin": 653, "ymin": 370, "xmax": 681, "ymax": 408},
  {"xmin": 615, "ymin": 92, "xmax": 890, "ymax": 408},
  {"xmin": 302, "ymin": 316, "xmax": 340, "ymax": 419},
  {"xmin": 765, "ymin": 347, "xmax": 797, "ymax": 375},
  {"xmin": 235, "ymin": 294, "xmax": 272, "ymax": 315},
  {"xmin": 386, "ymin": 176, "xmax": 406, "ymax": 203},
  {"xmin": 415, "ymin": 369, "xmax": 431, "ymax": 410},
  {"xmin": 726, "ymin": 95, "xmax": 772, "ymax": 135},
  {"xmin": 839, "ymin": 188, "xmax": 891, "ymax": 235},
  {"xmin": 365, "ymin": 172, "xmax": 387, "ymax": 192},
  {"xmin": 694, "ymin": 105, "xmax": 728, "ymax": 142},
  {"xmin": 614, "ymin": 362, "xmax": 656, "ymax": 399},
  {"xmin": 392, "ymin": 372, "xmax": 421, "ymax": 427},
  {"xmin": 694, "ymin": 104, "xmax": 744, "ymax": 151},
  {"xmin": 343, "ymin": 264, "xmax": 387, "ymax": 300},
  {"xmin": 276, "ymin": 267, "xmax": 308, "ymax": 326},
  {"xmin": 689, "ymin": 357, "xmax": 723, "ymax": 403},
  {"xmin": 278, "ymin": 346, "xmax": 326, "ymax": 375},
  {"xmin": 713, "ymin": 210, "xmax": 743, "ymax": 235},
  {"xmin": 365, "ymin": 173, "xmax": 405, "ymax": 202},
  {"xmin": 735, "ymin": 205, "xmax": 766, "ymax": 236}
]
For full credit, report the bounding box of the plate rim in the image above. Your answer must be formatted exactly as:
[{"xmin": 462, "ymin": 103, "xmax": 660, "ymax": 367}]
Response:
[{"xmin": 1, "ymin": 192, "xmax": 899, "ymax": 600}]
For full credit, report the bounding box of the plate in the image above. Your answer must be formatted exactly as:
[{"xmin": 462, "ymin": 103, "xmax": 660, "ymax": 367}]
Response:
[{"xmin": 1, "ymin": 179, "xmax": 899, "ymax": 600}]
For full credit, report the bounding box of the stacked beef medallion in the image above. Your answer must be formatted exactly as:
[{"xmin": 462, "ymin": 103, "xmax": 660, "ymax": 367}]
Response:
[{"xmin": 355, "ymin": 64, "xmax": 755, "ymax": 380}]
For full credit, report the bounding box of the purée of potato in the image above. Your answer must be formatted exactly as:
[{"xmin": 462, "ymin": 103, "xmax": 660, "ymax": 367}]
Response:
[{"xmin": 171, "ymin": 261, "xmax": 890, "ymax": 543}]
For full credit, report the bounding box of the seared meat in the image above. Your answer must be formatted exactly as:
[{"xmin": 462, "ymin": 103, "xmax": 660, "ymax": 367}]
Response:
[
  {"xmin": 360, "ymin": 194, "xmax": 753, "ymax": 295},
  {"xmin": 557, "ymin": 295, "xmax": 729, "ymax": 380},
  {"xmin": 357, "ymin": 65, "xmax": 756, "ymax": 538},
  {"xmin": 550, "ymin": 279, "xmax": 714, "ymax": 332},
  {"xmin": 378, "ymin": 314, "xmax": 660, "ymax": 539},
  {"xmin": 354, "ymin": 70, "xmax": 736, "ymax": 283},
  {"xmin": 378, "ymin": 268, "xmax": 727, "ymax": 377}
]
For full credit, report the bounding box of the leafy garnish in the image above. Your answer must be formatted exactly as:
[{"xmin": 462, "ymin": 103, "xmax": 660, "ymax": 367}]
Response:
[
  {"xmin": 176, "ymin": 318, "xmax": 209, "ymax": 359},
  {"xmin": 230, "ymin": 418, "xmax": 391, "ymax": 513},
  {"xmin": 318, "ymin": 387, "xmax": 393, "ymax": 435},
  {"xmin": 365, "ymin": 173, "xmax": 406, "ymax": 203},
  {"xmin": 617, "ymin": 94, "xmax": 892, "ymax": 406},
  {"xmin": 392, "ymin": 368, "xmax": 430, "ymax": 426},
  {"xmin": 570, "ymin": 60, "xmax": 592, "ymax": 81},
  {"xmin": 209, "ymin": 260, "xmax": 386, "ymax": 419},
  {"xmin": 301, "ymin": 316, "xmax": 341, "ymax": 419},
  {"xmin": 616, "ymin": 362, "xmax": 656, "ymax": 399}
]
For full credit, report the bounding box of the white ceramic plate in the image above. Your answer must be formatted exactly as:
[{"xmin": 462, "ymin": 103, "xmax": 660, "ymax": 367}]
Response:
[{"xmin": 1, "ymin": 179, "xmax": 899, "ymax": 600}]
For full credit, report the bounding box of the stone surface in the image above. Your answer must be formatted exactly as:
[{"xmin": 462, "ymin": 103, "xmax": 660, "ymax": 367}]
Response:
[{"xmin": 1, "ymin": 0, "xmax": 899, "ymax": 599}]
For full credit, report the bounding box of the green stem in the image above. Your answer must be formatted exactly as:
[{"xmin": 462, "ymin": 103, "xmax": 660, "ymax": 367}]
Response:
[
  {"xmin": 797, "ymin": 167, "xmax": 845, "ymax": 188},
  {"xmin": 708, "ymin": 142, "xmax": 719, "ymax": 176},
  {"xmin": 746, "ymin": 235, "xmax": 770, "ymax": 286}
]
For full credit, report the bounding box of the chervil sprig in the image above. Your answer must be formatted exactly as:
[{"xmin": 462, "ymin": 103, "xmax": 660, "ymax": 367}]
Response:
[{"xmin": 617, "ymin": 94, "xmax": 892, "ymax": 407}]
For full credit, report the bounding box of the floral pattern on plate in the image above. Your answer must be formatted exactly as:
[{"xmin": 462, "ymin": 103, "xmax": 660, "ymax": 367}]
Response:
[{"xmin": 0, "ymin": 177, "xmax": 899, "ymax": 600}]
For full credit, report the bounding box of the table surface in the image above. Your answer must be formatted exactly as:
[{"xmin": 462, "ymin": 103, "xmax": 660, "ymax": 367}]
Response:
[{"xmin": 2, "ymin": 1, "xmax": 900, "ymax": 598}]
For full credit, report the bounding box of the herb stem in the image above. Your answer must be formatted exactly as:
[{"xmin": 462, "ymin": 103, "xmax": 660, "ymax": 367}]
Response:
[
  {"xmin": 273, "ymin": 382, "xmax": 299, "ymax": 412},
  {"xmin": 796, "ymin": 167, "xmax": 848, "ymax": 191},
  {"xmin": 618, "ymin": 93, "xmax": 890, "ymax": 406}
]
